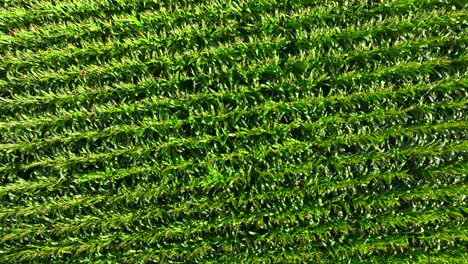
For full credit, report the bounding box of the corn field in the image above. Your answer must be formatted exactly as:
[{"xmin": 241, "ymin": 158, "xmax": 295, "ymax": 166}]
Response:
[{"xmin": 0, "ymin": 0, "xmax": 467, "ymax": 263}]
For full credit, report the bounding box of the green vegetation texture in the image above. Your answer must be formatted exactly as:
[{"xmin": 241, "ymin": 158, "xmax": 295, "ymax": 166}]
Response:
[{"xmin": 0, "ymin": 0, "xmax": 467, "ymax": 263}]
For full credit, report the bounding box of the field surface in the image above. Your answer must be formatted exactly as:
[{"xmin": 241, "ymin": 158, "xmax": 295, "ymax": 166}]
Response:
[{"xmin": 0, "ymin": 0, "xmax": 467, "ymax": 263}]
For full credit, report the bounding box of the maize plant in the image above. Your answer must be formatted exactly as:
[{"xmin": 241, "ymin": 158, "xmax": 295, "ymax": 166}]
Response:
[{"xmin": 0, "ymin": 0, "xmax": 467, "ymax": 263}]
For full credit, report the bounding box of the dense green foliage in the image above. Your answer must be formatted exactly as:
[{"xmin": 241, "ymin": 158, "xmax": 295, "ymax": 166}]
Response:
[{"xmin": 0, "ymin": 0, "xmax": 467, "ymax": 263}]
